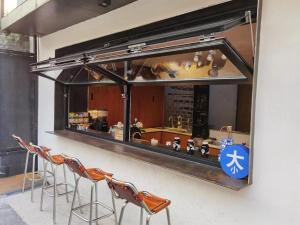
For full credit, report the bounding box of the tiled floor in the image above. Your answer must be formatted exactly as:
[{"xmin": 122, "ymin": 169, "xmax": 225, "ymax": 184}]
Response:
[{"xmin": 4, "ymin": 189, "xmax": 116, "ymax": 225}]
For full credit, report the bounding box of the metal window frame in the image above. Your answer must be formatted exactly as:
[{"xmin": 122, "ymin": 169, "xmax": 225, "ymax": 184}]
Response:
[{"xmin": 31, "ymin": 37, "xmax": 254, "ymax": 170}]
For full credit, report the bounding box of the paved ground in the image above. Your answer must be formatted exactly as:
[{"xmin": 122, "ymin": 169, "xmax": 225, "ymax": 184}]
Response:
[
  {"xmin": 0, "ymin": 202, "xmax": 27, "ymax": 225},
  {"xmin": 4, "ymin": 189, "xmax": 116, "ymax": 225}
]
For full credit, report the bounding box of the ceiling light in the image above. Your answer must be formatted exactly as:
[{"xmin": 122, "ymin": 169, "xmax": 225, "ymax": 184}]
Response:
[
  {"xmin": 221, "ymin": 54, "xmax": 227, "ymax": 60},
  {"xmin": 98, "ymin": 0, "xmax": 111, "ymax": 7},
  {"xmin": 207, "ymin": 54, "xmax": 213, "ymax": 62},
  {"xmin": 193, "ymin": 55, "xmax": 199, "ymax": 63},
  {"xmin": 207, "ymin": 50, "xmax": 215, "ymax": 62}
]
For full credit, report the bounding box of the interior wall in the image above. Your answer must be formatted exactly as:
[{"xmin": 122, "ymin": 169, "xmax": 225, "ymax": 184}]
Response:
[
  {"xmin": 88, "ymin": 86, "xmax": 124, "ymax": 127},
  {"xmin": 208, "ymin": 84, "xmax": 238, "ymax": 130},
  {"xmin": 37, "ymin": 1, "xmax": 300, "ymax": 225}
]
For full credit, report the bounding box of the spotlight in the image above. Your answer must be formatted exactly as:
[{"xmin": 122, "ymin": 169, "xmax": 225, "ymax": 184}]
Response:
[
  {"xmin": 193, "ymin": 55, "xmax": 199, "ymax": 63},
  {"xmin": 221, "ymin": 54, "xmax": 227, "ymax": 60},
  {"xmin": 98, "ymin": 0, "xmax": 111, "ymax": 7},
  {"xmin": 207, "ymin": 50, "xmax": 215, "ymax": 62}
]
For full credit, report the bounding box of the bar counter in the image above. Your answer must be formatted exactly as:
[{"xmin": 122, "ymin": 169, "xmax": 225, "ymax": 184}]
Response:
[{"xmin": 48, "ymin": 130, "xmax": 249, "ymax": 191}]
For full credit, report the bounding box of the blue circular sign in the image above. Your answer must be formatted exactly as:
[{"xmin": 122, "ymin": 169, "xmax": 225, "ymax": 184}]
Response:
[{"xmin": 220, "ymin": 144, "xmax": 249, "ymax": 179}]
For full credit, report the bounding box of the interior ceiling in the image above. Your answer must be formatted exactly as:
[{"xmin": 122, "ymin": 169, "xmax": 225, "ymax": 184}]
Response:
[{"xmin": 4, "ymin": 0, "xmax": 137, "ymax": 36}]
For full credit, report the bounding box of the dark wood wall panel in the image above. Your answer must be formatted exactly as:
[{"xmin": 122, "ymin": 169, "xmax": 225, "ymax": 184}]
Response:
[
  {"xmin": 89, "ymin": 85, "xmax": 165, "ymax": 128},
  {"xmin": 236, "ymin": 84, "xmax": 252, "ymax": 132},
  {"xmin": 131, "ymin": 86, "xmax": 165, "ymax": 128},
  {"xmin": 89, "ymin": 86, "xmax": 124, "ymax": 127}
]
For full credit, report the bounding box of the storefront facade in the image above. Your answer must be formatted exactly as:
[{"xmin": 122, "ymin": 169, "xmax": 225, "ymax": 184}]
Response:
[{"xmin": 33, "ymin": 0, "xmax": 300, "ymax": 225}]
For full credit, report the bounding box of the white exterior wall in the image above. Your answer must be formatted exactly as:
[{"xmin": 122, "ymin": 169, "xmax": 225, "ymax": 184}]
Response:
[{"xmin": 37, "ymin": 0, "xmax": 300, "ymax": 225}]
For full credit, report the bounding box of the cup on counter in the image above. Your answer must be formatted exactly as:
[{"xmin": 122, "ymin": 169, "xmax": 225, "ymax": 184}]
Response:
[
  {"xmin": 172, "ymin": 137, "xmax": 181, "ymax": 151},
  {"xmin": 186, "ymin": 139, "xmax": 195, "ymax": 155},
  {"xmin": 200, "ymin": 141, "xmax": 209, "ymax": 158}
]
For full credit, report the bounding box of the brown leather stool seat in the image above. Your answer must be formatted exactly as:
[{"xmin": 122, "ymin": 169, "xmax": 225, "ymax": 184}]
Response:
[
  {"xmin": 106, "ymin": 177, "xmax": 171, "ymax": 225},
  {"xmin": 139, "ymin": 192, "xmax": 171, "ymax": 213}
]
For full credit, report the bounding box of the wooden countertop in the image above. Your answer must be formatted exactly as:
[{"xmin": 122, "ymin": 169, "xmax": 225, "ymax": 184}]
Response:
[{"xmin": 48, "ymin": 130, "xmax": 249, "ymax": 191}]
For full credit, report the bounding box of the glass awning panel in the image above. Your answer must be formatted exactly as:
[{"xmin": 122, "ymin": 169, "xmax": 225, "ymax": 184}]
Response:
[
  {"xmin": 38, "ymin": 66, "xmax": 117, "ymax": 85},
  {"xmin": 31, "ymin": 36, "xmax": 253, "ymax": 85}
]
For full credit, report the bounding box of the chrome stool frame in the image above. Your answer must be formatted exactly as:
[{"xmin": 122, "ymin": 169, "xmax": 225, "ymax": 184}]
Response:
[
  {"xmin": 63, "ymin": 156, "xmax": 118, "ymax": 225},
  {"xmin": 31, "ymin": 144, "xmax": 82, "ymax": 224},
  {"xmin": 12, "ymin": 134, "xmax": 41, "ymax": 202},
  {"xmin": 106, "ymin": 177, "xmax": 171, "ymax": 225}
]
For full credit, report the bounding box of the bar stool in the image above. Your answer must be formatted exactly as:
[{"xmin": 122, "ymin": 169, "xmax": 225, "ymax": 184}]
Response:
[
  {"xmin": 12, "ymin": 134, "xmax": 40, "ymax": 202},
  {"xmin": 63, "ymin": 156, "xmax": 118, "ymax": 225},
  {"xmin": 105, "ymin": 177, "xmax": 171, "ymax": 225},
  {"xmin": 30, "ymin": 144, "xmax": 82, "ymax": 224}
]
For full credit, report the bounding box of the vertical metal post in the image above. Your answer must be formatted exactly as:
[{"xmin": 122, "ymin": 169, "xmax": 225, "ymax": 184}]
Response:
[
  {"xmin": 65, "ymin": 85, "xmax": 70, "ymax": 128},
  {"xmin": 33, "ymin": 35, "xmax": 39, "ymax": 174},
  {"xmin": 122, "ymin": 84, "xmax": 131, "ymax": 142}
]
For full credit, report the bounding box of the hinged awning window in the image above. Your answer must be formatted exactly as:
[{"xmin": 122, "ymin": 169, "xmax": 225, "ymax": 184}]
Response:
[{"xmin": 31, "ymin": 15, "xmax": 254, "ymax": 86}]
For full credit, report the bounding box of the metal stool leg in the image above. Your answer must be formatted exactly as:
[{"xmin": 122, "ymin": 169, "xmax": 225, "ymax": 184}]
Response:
[
  {"xmin": 72, "ymin": 173, "xmax": 83, "ymax": 214},
  {"xmin": 146, "ymin": 215, "xmax": 151, "ymax": 225},
  {"xmin": 68, "ymin": 176, "xmax": 80, "ymax": 225},
  {"xmin": 40, "ymin": 160, "xmax": 48, "ymax": 211},
  {"xmin": 140, "ymin": 208, "xmax": 144, "ymax": 225},
  {"xmin": 95, "ymin": 182, "xmax": 99, "ymax": 225},
  {"xmin": 89, "ymin": 184, "xmax": 94, "ymax": 225},
  {"xmin": 53, "ymin": 166, "xmax": 57, "ymax": 224},
  {"xmin": 22, "ymin": 151, "xmax": 30, "ymax": 192},
  {"xmin": 166, "ymin": 207, "xmax": 171, "ymax": 225},
  {"xmin": 63, "ymin": 164, "xmax": 70, "ymax": 203},
  {"xmin": 111, "ymin": 191, "xmax": 118, "ymax": 225},
  {"xmin": 118, "ymin": 201, "xmax": 128, "ymax": 225},
  {"xmin": 31, "ymin": 154, "xmax": 37, "ymax": 202}
]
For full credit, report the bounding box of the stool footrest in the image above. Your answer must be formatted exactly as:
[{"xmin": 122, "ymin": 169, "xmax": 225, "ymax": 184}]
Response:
[
  {"xmin": 71, "ymin": 201, "xmax": 114, "ymax": 223},
  {"xmin": 43, "ymin": 183, "xmax": 75, "ymax": 197}
]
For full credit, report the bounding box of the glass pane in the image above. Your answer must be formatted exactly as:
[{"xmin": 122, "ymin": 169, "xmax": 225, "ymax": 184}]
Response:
[
  {"xmin": 99, "ymin": 62, "xmax": 125, "ymax": 78},
  {"xmin": 54, "ymin": 66, "xmax": 117, "ymax": 84},
  {"xmin": 129, "ymin": 84, "xmax": 251, "ymax": 165},
  {"xmin": 68, "ymin": 85, "xmax": 124, "ymax": 141},
  {"xmin": 41, "ymin": 69, "xmax": 63, "ymax": 80},
  {"xmin": 126, "ymin": 49, "xmax": 245, "ymax": 82}
]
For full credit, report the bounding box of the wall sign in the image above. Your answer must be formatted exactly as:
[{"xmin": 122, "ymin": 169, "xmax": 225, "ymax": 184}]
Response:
[{"xmin": 220, "ymin": 144, "xmax": 249, "ymax": 179}]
